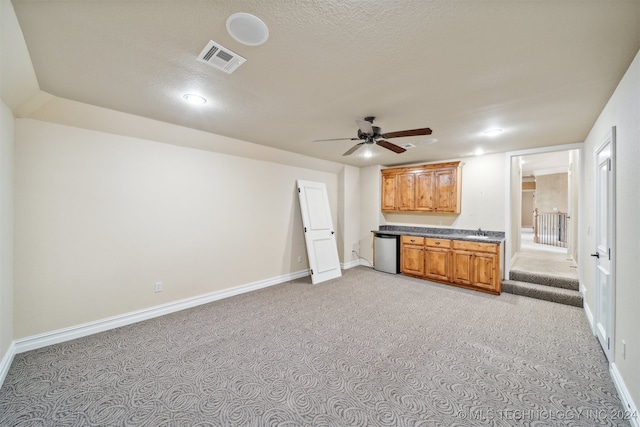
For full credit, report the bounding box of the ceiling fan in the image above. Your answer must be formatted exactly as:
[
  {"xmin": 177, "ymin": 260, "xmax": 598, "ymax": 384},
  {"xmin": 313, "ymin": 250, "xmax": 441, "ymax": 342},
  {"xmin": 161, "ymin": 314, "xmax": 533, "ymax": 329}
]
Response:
[{"xmin": 313, "ymin": 116, "xmax": 433, "ymax": 156}]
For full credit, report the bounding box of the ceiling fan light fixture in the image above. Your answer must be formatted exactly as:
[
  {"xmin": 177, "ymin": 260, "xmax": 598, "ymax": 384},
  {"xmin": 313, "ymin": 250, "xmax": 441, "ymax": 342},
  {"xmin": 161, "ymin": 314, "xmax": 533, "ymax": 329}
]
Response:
[
  {"xmin": 482, "ymin": 128, "xmax": 503, "ymax": 136},
  {"xmin": 226, "ymin": 13, "xmax": 269, "ymax": 46},
  {"xmin": 183, "ymin": 94, "xmax": 207, "ymax": 105}
]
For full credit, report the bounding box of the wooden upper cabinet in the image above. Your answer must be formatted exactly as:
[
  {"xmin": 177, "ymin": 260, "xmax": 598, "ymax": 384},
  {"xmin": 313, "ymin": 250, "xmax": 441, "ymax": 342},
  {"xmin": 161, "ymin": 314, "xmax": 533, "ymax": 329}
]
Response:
[
  {"xmin": 381, "ymin": 173, "xmax": 397, "ymax": 211},
  {"xmin": 433, "ymin": 168, "xmax": 457, "ymax": 212},
  {"xmin": 415, "ymin": 171, "xmax": 433, "ymax": 211},
  {"xmin": 397, "ymin": 173, "xmax": 415, "ymax": 211},
  {"xmin": 381, "ymin": 162, "xmax": 462, "ymax": 213}
]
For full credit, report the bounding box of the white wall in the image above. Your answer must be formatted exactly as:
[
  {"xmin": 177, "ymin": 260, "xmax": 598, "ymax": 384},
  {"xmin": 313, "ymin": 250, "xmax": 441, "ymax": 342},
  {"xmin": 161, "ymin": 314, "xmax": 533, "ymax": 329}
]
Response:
[
  {"xmin": 382, "ymin": 153, "xmax": 507, "ymax": 232},
  {"xmin": 358, "ymin": 165, "xmax": 382, "ymax": 264},
  {"xmin": 338, "ymin": 165, "xmax": 361, "ymax": 266},
  {"xmin": 0, "ymin": 101, "xmax": 14, "ymax": 362},
  {"xmin": 14, "ymin": 118, "xmax": 342, "ymax": 338},
  {"xmin": 580, "ymin": 49, "xmax": 640, "ymax": 412},
  {"xmin": 534, "ymin": 173, "xmax": 568, "ymax": 212}
]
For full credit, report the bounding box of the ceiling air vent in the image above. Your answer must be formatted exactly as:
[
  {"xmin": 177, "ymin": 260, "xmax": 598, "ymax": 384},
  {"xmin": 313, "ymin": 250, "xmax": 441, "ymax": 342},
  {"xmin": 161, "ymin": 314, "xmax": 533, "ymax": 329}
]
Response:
[
  {"xmin": 400, "ymin": 143, "xmax": 416, "ymax": 149},
  {"xmin": 197, "ymin": 40, "xmax": 246, "ymax": 74}
]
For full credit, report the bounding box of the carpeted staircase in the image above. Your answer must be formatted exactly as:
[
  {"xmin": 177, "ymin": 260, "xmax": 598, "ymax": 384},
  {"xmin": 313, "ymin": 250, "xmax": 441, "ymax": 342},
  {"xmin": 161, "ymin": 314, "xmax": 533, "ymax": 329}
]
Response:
[{"xmin": 502, "ymin": 270, "xmax": 582, "ymax": 307}]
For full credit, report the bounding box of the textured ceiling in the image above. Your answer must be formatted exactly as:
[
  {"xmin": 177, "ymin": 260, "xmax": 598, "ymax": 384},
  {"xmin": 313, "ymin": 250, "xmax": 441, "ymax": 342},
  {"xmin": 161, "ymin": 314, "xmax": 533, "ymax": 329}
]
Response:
[{"xmin": 11, "ymin": 0, "xmax": 640, "ymax": 167}]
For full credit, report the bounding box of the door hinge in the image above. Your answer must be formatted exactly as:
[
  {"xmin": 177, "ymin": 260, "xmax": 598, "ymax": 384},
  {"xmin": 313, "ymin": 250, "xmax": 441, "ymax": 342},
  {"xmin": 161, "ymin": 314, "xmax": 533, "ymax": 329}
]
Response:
[
  {"xmin": 608, "ymin": 337, "xmax": 610, "ymax": 350},
  {"xmin": 310, "ymin": 269, "xmax": 313, "ymax": 275},
  {"xmin": 304, "ymin": 227, "xmax": 307, "ymax": 232},
  {"xmin": 608, "ymin": 158, "xmax": 612, "ymax": 171},
  {"xmin": 608, "ymin": 248, "xmax": 611, "ymax": 260},
  {"xmin": 297, "ymin": 187, "xmax": 300, "ymax": 193}
]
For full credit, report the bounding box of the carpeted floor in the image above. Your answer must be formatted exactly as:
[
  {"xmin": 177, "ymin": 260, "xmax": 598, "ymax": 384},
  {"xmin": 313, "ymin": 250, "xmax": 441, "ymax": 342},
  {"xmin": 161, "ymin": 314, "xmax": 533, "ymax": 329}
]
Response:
[{"xmin": 0, "ymin": 267, "xmax": 629, "ymax": 426}]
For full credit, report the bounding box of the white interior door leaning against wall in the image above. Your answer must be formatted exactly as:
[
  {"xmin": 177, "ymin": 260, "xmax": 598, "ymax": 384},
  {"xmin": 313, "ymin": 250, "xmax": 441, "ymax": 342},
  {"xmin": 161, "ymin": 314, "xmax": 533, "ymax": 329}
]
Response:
[
  {"xmin": 297, "ymin": 180, "xmax": 342, "ymax": 284},
  {"xmin": 593, "ymin": 127, "xmax": 616, "ymax": 362}
]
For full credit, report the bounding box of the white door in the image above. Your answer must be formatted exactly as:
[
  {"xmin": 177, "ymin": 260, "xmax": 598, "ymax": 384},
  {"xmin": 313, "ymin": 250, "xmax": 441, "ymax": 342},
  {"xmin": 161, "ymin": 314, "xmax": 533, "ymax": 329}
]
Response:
[
  {"xmin": 297, "ymin": 180, "xmax": 342, "ymax": 284},
  {"xmin": 593, "ymin": 128, "xmax": 615, "ymax": 362}
]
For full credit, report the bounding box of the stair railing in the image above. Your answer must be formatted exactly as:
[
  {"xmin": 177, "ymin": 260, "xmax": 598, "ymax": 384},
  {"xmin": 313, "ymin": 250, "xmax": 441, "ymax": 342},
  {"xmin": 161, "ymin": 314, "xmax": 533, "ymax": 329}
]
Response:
[{"xmin": 533, "ymin": 208, "xmax": 567, "ymax": 248}]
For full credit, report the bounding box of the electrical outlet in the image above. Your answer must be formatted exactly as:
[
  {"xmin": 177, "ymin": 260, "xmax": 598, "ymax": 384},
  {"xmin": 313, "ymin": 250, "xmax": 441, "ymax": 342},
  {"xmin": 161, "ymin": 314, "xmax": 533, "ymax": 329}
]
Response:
[
  {"xmin": 352, "ymin": 243, "xmax": 359, "ymax": 252},
  {"xmin": 155, "ymin": 282, "xmax": 163, "ymax": 293},
  {"xmin": 297, "ymin": 256, "xmax": 302, "ymax": 263}
]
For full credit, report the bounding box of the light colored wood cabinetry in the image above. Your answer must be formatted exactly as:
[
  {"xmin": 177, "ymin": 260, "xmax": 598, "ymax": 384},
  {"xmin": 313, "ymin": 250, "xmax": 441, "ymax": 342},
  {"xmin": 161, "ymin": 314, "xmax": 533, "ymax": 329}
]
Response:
[
  {"xmin": 424, "ymin": 238, "xmax": 451, "ymax": 282},
  {"xmin": 400, "ymin": 235, "xmax": 501, "ymax": 294},
  {"xmin": 450, "ymin": 240, "xmax": 500, "ymax": 293},
  {"xmin": 381, "ymin": 174, "xmax": 397, "ymax": 211},
  {"xmin": 381, "ymin": 162, "xmax": 462, "ymax": 213},
  {"xmin": 397, "ymin": 173, "xmax": 415, "ymax": 211},
  {"xmin": 401, "ymin": 236, "xmax": 425, "ymax": 276}
]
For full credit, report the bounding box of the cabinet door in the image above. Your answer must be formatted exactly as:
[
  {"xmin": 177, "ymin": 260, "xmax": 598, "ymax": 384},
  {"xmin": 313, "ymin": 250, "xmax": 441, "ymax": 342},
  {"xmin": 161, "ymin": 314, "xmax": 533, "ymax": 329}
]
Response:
[
  {"xmin": 451, "ymin": 250, "xmax": 473, "ymax": 286},
  {"xmin": 433, "ymin": 168, "xmax": 456, "ymax": 212},
  {"xmin": 472, "ymin": 253, "xmax": 497, "ymax": 292},
  {"xmin": 415, "ymin": 171, "xmax": 433, "ymax": 211},
  {"xmin": 425, "ymin": 248, "xmax": 450, "ymax": 281},
  {"xmin": 401, "ymin": 244, "xmax": 425, "ymax": 276},
  {"xmin": 381, "ymin": 173, "xmax": 397, "ymax": 211},
  {"xmin": 397, "ymin": 172, "xmax": 415, "ymax": 211}
]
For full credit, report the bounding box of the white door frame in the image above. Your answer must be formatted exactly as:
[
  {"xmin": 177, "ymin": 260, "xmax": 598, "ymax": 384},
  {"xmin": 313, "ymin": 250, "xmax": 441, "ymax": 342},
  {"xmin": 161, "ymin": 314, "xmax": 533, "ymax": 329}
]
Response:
[
  {"xmin": 503, "ymin": 143, "xmax": 583, "ymax": 279},
  {"xmin": 593, "ymin": 127, "xmax": 616, "ymax": 361}
]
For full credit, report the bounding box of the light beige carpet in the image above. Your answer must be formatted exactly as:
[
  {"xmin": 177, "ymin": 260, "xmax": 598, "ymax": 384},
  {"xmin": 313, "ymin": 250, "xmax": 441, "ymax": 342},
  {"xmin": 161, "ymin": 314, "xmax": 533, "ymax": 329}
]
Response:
[{"xmin": 0, "ymin": 267, "xmax": 629, "ymax": 426}]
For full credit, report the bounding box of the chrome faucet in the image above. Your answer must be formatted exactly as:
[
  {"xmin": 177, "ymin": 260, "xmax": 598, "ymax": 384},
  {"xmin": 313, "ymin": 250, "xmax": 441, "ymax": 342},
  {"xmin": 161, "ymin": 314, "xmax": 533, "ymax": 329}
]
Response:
[{"xmin": 477, "ymin": 227, "xmax": 486, "ymax": 236}]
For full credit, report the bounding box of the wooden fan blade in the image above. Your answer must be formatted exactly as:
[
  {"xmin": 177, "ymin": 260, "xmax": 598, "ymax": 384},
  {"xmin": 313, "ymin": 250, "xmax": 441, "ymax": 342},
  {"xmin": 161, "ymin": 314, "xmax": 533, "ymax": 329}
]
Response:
[
  {"xmin": 313, "ymin": 137, "xmax": 359, "ymax": 142},
  {"xmin": 343, "ymin": 142, "xmax": 365, "ymax": 156},
  {"xmin": 356, "ymin": 119, "xmax": 374, "ymax": 135},
  {"xmin": 376, "ymin": 139, "xmax": 406, "ymax": 153},
  {"xmin": 381, "ymin": 127, "xmax": 432, "ymax": 139}
]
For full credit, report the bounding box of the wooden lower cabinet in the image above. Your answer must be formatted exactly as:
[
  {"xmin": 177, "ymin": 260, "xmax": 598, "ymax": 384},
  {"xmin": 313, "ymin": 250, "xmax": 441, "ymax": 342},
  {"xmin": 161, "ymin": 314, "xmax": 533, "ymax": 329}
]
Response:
[
  {"xmin": 401, "ymin": 235, "xmax": 501, "ymax": 294},
  {"xmin": 401, "ymin": 236, "xmax": 425, "ymax": 276},
  {"xmin": 424, "ymin": 238, "xmax": 451, "ymax": 282}
]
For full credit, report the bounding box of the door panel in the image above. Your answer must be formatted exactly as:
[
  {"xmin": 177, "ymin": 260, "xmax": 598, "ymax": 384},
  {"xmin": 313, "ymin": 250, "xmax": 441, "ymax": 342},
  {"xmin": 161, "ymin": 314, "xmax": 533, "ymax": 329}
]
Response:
[
  {"xmin": 594, "ymin": 129, "xmax": 615, "ymax": 362},
  {"xmin": 473, "ymin": 254, "xmax": 496, "ymax": 291},
  {"xmin": 451, "ymin": 250, "xmax": 473, "ymax": 285},
  {"xmin": 297, "ymin": 180, "xmax": 342, "ymax": 284},
  {"xmin": 425, "ymin": 248, "xmax": 450, "ymax": 281},
  {"xmin": 402, "ymin": 244, "xmax": 425, "ymax": 276},
  {"xmin": 381, "ymin": 174, "xmax": 396, "ymax": 211},
  {"xmin": 397, "ymin": 173, "xmax": 415, "ymax": 211},
  {"xmin": 415, "ymin": 172, "xmax": 433, "ymax": 211}
]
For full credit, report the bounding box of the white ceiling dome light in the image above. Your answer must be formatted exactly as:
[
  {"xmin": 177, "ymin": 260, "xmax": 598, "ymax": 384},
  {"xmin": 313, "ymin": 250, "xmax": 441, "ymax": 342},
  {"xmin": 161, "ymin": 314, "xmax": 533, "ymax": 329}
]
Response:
[
  {"xmin": 183, "ymin": 94, "xmax": 207, "ymax": 105},
  {"xmin": 226, "ymin": 13, "xmax": 269, "ymax": 46},
  {"xmin": 482, "ymin": 128, "xmax": 503, "ymax": 136}
]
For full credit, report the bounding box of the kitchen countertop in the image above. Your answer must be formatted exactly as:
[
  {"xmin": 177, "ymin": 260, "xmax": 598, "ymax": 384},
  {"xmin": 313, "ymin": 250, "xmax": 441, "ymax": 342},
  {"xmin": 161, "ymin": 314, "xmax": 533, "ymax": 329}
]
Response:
[{"xmin": 372, "ymin": 225, "xmax": 505, "ymax": 244}]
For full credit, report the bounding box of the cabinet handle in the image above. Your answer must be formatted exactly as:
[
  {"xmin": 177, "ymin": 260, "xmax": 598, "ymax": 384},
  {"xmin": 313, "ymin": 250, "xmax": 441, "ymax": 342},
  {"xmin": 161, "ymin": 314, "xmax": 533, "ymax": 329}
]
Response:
[
  {"xmin": 435, "ymin": 242, "xmax": 440, "ymax": 245},
  {"xmin": 410, "ymin": 239, "xmax": 415, "ymax": 242}
]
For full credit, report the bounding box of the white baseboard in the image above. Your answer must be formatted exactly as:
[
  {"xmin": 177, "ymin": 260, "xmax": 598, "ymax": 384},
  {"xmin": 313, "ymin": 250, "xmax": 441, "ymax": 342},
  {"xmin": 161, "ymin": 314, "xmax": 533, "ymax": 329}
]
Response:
[
  {"xmin": 341, "ymin": 259, "xmax": 361, "ymax": 270},
  {"xmin": 12, "ymin": 269, "xmax": 310, "ymax": 356},
  {"xmin": 0, "ymin": 341, "xmax": 16, "ymax": 388},
  {"xmin": 583, "ymin": 300, "xmax": 595, "ymax": 335},
  {"xmin": 342, "ymin": 259, "xmax": 374, "ymax": 269},
  {"xmin": 610, "ymin": 362, "xmax": 639, "ymax": 427}
]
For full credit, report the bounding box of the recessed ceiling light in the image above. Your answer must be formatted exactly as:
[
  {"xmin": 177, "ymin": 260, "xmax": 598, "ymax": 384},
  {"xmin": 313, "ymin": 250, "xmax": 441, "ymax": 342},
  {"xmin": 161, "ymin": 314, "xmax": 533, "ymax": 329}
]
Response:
[
  {"xmin": 421, "ymin": 138, "xmax": 438, "ymax": 145},
  {"xmin": 474, "ymin": 148, "xmax": 484, "ymax": 156},
  {"xmin": 482, "ymin": 128, "xmax": 503, "ymax": 136},
  {"xmin": 183, "ymin": 94, "xmax": 207, "ymax": 105},
  {"xmin": 226, "ymin": 13, "xmax": 269, "ymax": 46}
]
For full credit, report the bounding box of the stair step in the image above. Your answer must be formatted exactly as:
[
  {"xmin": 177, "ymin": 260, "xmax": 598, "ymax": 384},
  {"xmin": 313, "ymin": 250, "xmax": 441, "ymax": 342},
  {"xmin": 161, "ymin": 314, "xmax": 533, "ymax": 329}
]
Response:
[
  {"xmin": 509, "ymin": 270, "xmax": 579, "ymax": 291},
  {"xmin": 502, "ymin": 280, "xmax": 583, "ymax": 307}
]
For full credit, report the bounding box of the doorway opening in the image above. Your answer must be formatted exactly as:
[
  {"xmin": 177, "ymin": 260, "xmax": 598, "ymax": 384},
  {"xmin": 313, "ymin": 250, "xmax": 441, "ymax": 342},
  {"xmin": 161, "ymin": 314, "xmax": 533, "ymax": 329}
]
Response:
[{"xmin": 504, "ymin": 145, "xmax": 582, "ymax": 306}]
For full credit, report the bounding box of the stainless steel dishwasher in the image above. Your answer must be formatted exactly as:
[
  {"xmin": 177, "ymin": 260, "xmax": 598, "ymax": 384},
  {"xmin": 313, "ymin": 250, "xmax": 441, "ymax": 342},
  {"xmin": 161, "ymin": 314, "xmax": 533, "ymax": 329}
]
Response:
[{"xmin": 374, "ymin": 234, "xmax": 400, "ymax": 274}]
